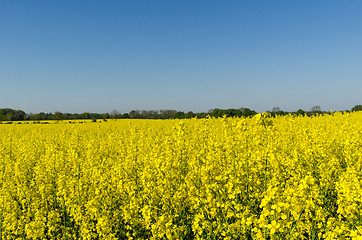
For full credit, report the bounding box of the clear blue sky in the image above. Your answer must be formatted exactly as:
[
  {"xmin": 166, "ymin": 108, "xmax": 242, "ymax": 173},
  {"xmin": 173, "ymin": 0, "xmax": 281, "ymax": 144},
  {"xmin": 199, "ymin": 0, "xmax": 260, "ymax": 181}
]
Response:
[{"xmin": 1, "ymin": 1, "xmax": 361, "ymax": 113}]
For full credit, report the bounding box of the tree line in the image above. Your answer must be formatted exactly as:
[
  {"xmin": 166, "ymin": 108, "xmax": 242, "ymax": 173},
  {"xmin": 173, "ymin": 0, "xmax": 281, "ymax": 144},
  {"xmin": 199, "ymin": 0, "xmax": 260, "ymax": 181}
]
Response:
[{"xmin": 0, "ymin": 105, "xmax": 361, "ymax": 121}]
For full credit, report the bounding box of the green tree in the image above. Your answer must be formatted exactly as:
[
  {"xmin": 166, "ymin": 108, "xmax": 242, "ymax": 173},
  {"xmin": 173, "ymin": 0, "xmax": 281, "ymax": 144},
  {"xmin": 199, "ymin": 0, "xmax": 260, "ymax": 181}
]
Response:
[
  {"xmin": 295, "ymin": 109, "xmax": 306, "ymax": 116},
  {"xmin": 351, "ymin": 105, "xmax": 362, "ymax": 111},
  {"xmin": 175, "ymin": 111, "xmax": 185, "ymax": 119},
  {"xmin": 185, "ymin": 111, "xmax": 195, "ymax": 118},
  {"xmin": 53, "ymin": 111, "xmax": 64, "ymax": 120}
]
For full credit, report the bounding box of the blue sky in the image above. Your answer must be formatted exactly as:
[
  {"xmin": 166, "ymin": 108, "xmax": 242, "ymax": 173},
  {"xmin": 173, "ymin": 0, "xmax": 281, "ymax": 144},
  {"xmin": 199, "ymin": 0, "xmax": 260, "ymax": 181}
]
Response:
[{"xmin": 1, "ymin": 1, "xmax": 361, "ymax": 113}]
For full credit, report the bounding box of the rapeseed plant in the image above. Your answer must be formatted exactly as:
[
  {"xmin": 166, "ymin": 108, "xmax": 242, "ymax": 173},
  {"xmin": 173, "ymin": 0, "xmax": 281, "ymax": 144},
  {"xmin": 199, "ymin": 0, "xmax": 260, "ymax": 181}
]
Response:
[{"xmin": 0, "ymin": 113, "xmax": 361, "ymax": 239}]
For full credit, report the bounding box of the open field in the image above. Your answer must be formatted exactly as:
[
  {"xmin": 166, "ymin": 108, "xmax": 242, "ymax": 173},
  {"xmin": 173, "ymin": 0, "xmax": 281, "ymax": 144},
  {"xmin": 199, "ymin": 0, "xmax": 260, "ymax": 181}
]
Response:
[{"xmin": 0, "ymin": 113, "xmax": 361, "ymax": 239}]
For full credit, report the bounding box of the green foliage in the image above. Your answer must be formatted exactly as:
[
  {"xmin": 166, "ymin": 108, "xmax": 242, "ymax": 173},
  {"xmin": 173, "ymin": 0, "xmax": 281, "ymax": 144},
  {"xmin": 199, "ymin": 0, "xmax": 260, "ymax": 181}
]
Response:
[
  {"xmin": 0, "ymin": 108, "xmax": 26, "ymax": 121},
  {"xmin": 1, "ymin": 105, "xmax": 357, "ymax": 121},
  {"xmin": 295, "ymin": 109, "xmax": 306, "ymax": 116},
  {"xmin": 208, "ymin": 108, "xmax": 257, "ymax": 118},
  {"xmin": 351, "ymin": 104, "xmax": 362, "ymax": 111}
]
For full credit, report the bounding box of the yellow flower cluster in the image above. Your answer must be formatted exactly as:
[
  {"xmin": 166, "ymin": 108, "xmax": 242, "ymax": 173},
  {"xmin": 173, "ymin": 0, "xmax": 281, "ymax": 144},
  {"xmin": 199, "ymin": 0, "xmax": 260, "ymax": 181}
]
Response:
[{"xmin": 0, "ymin": 112, "xmax": 361, "ymax": 239}]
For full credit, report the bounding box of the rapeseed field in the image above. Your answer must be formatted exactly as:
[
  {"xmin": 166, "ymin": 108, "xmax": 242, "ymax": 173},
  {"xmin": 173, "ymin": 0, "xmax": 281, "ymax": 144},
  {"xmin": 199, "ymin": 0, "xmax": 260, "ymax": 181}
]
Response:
[{"xmin": 0, "ymin": 112, "xmax": 361, "ymax": 239}]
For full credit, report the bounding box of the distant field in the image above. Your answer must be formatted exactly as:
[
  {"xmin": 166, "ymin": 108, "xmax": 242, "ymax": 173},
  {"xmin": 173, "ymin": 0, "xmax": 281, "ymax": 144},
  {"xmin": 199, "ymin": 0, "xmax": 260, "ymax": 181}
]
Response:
[
  {"xmin": 0, "ymin": 119, "xmax": 105, "ymax": 124},
  {"xmin": 0, "ymin": 113, "xmax": 361, "ymax": 239}
]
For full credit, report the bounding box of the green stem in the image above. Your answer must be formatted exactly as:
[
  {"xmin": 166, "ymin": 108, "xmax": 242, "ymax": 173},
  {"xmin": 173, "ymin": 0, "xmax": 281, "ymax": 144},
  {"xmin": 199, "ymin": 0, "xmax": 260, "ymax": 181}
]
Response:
[
  {"xmin": 263, "ymin": 128, "xmax": 269, "ymax": 193},
  {"xmin": 287, "ymin": 204, "xmax": 306, "ymax": 240},
  {"xmin": 0, "ymin": 200, "xmax": 3, "ymax": 240}
]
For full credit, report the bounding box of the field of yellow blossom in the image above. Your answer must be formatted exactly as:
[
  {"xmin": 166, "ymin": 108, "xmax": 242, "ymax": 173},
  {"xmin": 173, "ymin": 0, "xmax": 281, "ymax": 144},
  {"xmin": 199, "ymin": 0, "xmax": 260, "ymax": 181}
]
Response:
[{"xmin": 0, "ymin": 112, "xmax": 361, "ymax": 239}]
